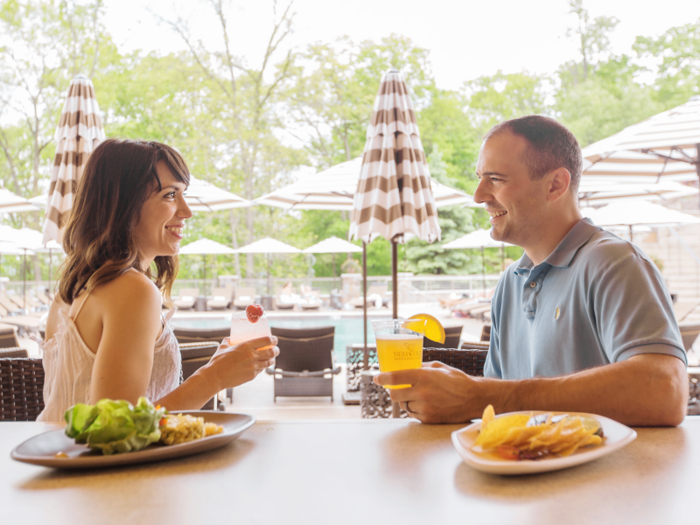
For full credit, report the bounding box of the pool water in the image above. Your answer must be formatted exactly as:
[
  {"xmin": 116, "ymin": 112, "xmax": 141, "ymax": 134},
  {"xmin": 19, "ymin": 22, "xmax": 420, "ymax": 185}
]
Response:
[{"xmin": 172, "ymin": 315, "xmax": 390, "ymax": 363}]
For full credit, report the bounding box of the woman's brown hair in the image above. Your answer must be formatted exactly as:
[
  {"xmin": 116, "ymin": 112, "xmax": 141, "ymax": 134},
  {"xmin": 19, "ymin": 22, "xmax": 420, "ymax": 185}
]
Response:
[{"xmin": 59, "ymin": 138, "xmax": 190, "ymax": 305}]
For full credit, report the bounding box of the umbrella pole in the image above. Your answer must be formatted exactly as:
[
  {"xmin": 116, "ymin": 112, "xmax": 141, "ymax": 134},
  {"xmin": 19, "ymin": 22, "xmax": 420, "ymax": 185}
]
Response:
[
  {"xmin": 629, "ymin": 225, "xmax": 634, "ymax": 243},
  {"xmin": 482, "ymin": 247, "xmax": 486, "ymax": 298},
  {"xmin": 202, "ymin": 255, "xmax": 206, "ymax": 296},
  {"xmin": 362, "ymin": 241, "xmax": 368, "ymax": 370},
  {"xmin": 333, "ymin": 253, "xmax": 337, "ymax": 291},
  {"xmin": 23, "ymin": 249, "xmax": 27, "ymax": 312},
  {"xmin": 268, "ymin": 254, "xmax": 272, "ymax": 296},
  {"xmin": 48, "ymin": 250, "xmax": 52, "ymax": 296},
  {"xmin": 392, "ymin": 240, "xmax": 398, "ymax": 319}
]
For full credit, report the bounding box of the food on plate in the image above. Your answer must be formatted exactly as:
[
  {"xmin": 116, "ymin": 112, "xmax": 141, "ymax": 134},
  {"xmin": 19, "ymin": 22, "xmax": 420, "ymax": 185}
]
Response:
[
  {"xmin": 246, "ymin": 304, "xmax": 264, "ymax": 323},
  {"xmin": 473, "ymin": 405, "xmax": 604, "ymax": 460},
  {"xmin": 159, "ymin": 413, "xmax": 224, "ymax": 445},
  {"xmin": 64, "ymin": 397, "xmax": 166, "ymax": 455},
  {"xmin": 64, "ymin": 398, "xmax": 225, "ymax": 455},
  {"xmin": 405, "ymin": 313, "xmax": 446, "ymax": 344}
]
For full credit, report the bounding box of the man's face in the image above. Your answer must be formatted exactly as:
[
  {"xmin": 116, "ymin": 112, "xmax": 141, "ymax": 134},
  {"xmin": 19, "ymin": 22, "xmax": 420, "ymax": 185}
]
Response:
[{"xmin": 474, "ymin": 131, "xmax": 550, "ymax": 249}]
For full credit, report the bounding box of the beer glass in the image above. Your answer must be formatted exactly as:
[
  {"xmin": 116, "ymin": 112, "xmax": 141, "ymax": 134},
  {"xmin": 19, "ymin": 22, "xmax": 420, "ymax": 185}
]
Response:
[{"xmin": 371, "ymin": 318, "xmax": 426, "ymax": 389}]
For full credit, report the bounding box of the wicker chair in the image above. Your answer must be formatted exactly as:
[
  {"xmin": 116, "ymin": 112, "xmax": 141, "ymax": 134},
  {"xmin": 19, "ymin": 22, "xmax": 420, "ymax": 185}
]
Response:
[
  {"xmin": 179, "ymin": 341, "xmax": 224, "ymax": 409},
  {"xmin": 425, "ymin": 325, "xmax": 463, "ymax": 349},
  {"xmin": 173, "ymin": 326, "xmax": 229, "ymax": 345},
  {"xmin": 266, "ymin": 326, "xmax": 341, "ymax": 401},
  {"xmin": 0, "ymin": 358, "xmax": 45, "ymax": 421},
  {"xmin": 0, "ymin": 327, "xmax": 20, "ymax": 349}
]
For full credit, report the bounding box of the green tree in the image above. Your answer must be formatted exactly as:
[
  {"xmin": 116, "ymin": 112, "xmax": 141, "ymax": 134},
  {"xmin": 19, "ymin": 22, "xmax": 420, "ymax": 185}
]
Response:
[{"xmin": 634, "ymin": 18, "xmax": 700, "ymax": 106}]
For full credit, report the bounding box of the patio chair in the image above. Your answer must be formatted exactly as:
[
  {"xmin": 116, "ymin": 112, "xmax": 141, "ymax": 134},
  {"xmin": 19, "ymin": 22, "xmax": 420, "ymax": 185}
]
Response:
[
  {"xmin": 480, "ymin": 324, "xmax": 491, "ymax": 342},
  {"xmin": 233, "ymin": 287, "xmax": 257, "ymax": 310},
  {"xmin": 173, "ymin": 326, "xmax": 229, "ymax": 345},
  {"xmin": 173, "ymin": 288, "xmax": 199, "ymax": 310},
  {"xmin": 0, "ymin": 327, "xmax": 20, "ymax": 349},
  {"xmin": 265, "ymin": 326, "xmax": 341, "ymax": 401},
  {"xmin": 0, "ymin": 357, "xmax": 45, "ymax": 421},
  {"xmin": 207, "ymin": 287, "xmax": 233, "ymax": 310},
  {"xmin": 425, "ymin": 325, "xmax": 463, "ymax": 349},
  {"xmin": 179, "ymin": 341, "xmax": 229, "ymax": 409}
]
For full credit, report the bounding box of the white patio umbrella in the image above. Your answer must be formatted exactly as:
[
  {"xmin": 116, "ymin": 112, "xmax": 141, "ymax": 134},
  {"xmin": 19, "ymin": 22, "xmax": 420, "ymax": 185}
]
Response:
[
  {"xmin": 43, "ymin": 74, "xmax": 105, "ymax": 244},
  {"xmin": 256, "ymin": 156, "xmax": 477, "ymax": 211},
  {"xmin": 581, "ymin": 95, "xmax": 700, "ymax": 186},
  {"xmin": 0, "ymin": 189, "xmax": 42, "ymax": 214},
  {"xmin": 584, "ymin": 201, "xmax": 700, "ymax": 242},
  {"xmin": 578, "ymin": 180, "xmax": 698, "ymax": 207},
  {"xmin": 302, "ymin": 236, "xmax": 363, "ymax": 288},
  {"xmin": 179, "ymin": 238, "xmax": 237, "ymax": 292},
  {"xmin": 443, "ymin": 229, "xmax": 513, "ymax": 296},
  {"xmin": 235, "ymin": 237, "xmax": 301, "ymax": 294},
  {"xmin": 185, "ymin": 176, "xmax": 253, "ymax": 212}
]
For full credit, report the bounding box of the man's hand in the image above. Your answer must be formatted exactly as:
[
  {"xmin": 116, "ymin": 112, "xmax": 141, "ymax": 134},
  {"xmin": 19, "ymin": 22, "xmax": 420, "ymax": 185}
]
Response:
[{"xmin": 374, "ymin": 362, "xmax": 484, "ymax": 424}]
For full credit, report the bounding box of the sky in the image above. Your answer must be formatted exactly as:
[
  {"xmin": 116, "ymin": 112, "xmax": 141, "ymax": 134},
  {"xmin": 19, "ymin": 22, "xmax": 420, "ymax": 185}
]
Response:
[{"xmin": 103, "ymin": 0, "xmax": 700, "ymax": 91}]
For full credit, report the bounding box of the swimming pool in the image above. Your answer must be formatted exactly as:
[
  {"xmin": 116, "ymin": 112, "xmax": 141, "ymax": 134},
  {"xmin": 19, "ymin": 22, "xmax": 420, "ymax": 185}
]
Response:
[{"xmin": 172, "ymin": 315, "xmax": 391, "ymax": 363}]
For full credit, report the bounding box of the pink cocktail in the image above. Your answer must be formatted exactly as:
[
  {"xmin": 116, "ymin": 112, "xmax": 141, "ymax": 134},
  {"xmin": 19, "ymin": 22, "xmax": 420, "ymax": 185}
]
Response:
[{"xmin": 229, "ymin": 304, "xmax": 272, "ymax": 349}]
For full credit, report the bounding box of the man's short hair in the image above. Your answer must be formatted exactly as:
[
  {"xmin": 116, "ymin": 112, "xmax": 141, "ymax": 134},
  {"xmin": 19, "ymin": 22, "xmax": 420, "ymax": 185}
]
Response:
[{"xmin": 484, "ymin": 115, "xmax": 582, "ymax": 194}]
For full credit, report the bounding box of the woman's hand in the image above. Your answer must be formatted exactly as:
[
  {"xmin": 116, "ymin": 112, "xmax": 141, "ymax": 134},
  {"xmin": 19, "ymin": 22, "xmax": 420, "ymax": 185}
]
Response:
[{"xmin": 203, "ymin": 336, "xmax": 280, "ymax": 391}]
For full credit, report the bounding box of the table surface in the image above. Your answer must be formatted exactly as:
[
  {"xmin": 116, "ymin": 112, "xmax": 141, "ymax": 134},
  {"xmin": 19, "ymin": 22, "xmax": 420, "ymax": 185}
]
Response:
[{"xmin": 2, "ymin": 416, "xmax": 699, "ymax": 525}]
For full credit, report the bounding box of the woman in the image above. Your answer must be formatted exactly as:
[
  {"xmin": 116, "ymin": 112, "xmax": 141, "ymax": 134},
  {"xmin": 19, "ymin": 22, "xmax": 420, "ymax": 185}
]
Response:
[{"xmin": 38, "ymin": 139, "xmax": 278, "ymax": 422}]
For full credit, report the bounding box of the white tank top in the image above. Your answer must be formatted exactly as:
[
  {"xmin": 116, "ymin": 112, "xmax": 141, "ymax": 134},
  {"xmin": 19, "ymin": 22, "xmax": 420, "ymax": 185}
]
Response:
[{"xmin": 36, "ymin": 298, "xmax": 181, "ymax": 422}]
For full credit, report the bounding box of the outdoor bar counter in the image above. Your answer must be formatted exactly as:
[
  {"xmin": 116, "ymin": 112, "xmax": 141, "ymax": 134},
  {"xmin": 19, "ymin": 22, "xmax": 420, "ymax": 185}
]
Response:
[{"xmin": 2, "ymin": 417, "xmax": 699, "ymax": 525}]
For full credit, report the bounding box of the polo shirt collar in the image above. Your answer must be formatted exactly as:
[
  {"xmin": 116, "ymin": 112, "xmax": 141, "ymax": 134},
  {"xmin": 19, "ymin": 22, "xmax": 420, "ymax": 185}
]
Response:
[{"xmin": 514, "ymin": 218, "xmax": 602, "ymax": 275}]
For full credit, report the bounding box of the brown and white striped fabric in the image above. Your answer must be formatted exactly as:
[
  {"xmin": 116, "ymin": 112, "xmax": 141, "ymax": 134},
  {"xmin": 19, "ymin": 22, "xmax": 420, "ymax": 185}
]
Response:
[
  {"xmin": 349, "ymin": 68, "xmax": 441, "ymax": 244},
  {"xmin": 42, "ymin": 75, "xmax": 105, "ymax": 244},
  {"xmin": 582, "ymin": 96, "xmax": 700, "ymax": 183}
]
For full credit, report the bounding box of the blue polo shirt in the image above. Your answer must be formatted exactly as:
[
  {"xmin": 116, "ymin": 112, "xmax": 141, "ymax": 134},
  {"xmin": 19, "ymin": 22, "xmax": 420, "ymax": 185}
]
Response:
[{"xmin": 485, "ymin": 218, "xmax": 686, "ymax": 380}]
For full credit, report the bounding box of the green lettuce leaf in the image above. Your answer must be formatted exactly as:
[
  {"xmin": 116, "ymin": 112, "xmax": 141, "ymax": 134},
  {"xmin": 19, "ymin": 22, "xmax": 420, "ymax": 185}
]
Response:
[{"xmin": 64, "ymin": 397, "xmax": 166, "ymax": 455}]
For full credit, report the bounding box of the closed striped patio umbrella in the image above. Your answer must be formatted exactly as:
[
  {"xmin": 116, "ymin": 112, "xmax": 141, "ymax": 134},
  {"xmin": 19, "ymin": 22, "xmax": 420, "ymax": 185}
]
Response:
[
  {"xmin": 349, "ymin": 68, "xmax": 441, "ymax": 319},
  {"xmin": 43, "ymin": 75, "xmax": 105, "ymax": 244}
]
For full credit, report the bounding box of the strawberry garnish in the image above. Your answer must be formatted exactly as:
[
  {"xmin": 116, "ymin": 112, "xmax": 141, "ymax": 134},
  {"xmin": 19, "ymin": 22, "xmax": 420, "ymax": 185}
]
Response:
[{"xmin": 246, "ymin": 304, "xmax": 264, "ymax": 323}]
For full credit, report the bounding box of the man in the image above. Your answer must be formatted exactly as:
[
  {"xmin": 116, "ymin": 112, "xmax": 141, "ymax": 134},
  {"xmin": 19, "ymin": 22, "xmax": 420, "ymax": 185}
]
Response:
[{"xmin": 375, "ymin": 115, "xmax": 688, "ymax": 426}]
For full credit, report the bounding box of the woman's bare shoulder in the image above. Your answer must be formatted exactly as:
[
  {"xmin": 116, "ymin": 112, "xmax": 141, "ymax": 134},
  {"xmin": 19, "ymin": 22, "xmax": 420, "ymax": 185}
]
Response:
[{"xmin": 94, "ymin": 270, "xmax": 162, "ymax": 311}]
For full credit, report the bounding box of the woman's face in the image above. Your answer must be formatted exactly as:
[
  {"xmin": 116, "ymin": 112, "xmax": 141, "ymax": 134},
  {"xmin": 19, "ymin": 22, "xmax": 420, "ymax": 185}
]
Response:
[{"xmin": 133, "ymin": 161, "xmax": 192, "ymax": 269}]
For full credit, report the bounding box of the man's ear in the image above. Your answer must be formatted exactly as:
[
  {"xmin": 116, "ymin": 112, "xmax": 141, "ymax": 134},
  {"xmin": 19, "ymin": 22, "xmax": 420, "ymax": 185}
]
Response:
[{"xmin": 546, "ymin": 168, "xmax": 571, "ymax": 202}]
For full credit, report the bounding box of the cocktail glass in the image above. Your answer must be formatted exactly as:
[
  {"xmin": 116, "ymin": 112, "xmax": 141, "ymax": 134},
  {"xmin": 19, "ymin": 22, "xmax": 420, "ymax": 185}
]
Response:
[
  {"xmin": 229, "ymin": 310, "xmax": 272, "ymax": 348},
  {"xmin": 371, "ymin": 318, "xmax": 426, "ymax": 389}
]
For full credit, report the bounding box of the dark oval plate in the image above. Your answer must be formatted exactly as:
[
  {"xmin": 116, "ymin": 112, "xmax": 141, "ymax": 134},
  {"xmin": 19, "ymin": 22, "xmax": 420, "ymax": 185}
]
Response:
[{"xmin": 11, "ymin": 411, "xmax": 255, "ymax": 469}]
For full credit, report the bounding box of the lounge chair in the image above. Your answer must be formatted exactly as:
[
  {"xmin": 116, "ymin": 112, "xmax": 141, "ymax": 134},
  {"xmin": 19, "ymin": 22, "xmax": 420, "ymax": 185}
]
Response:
[
  {"xmin": 275, "ymin": 287, "xmax": 298, "ymax": 310},
  {"xmin": 10, "ymin": 296, "xmax": 45, "ymax": 311},
  {"xmin": 0, "ymin": 357, "xmax": 45, "ymax": 421},
  {"xmin": 173, "ymin": 288, "xmax": 199, "ymax": 310},
  {"xmin": 349, "ymin": 284, "xmax": 388, "ymax": 309},
  {"xmin": 299, "ymin": 285, "xmax": 322, "ymax": 310},
  {"xmin": 233, "ymin": 287, "xmax": 257, "ymax": 310},
  {"xmin": 265, "ymin": 326, "xmax": 341, "ymax": 401},
  {"xmin": 425, "ymin": 325, "xmax": 463, "ymax": 349},
  {"xmin": 36, "ymin": 292, "xmax": 52, "ymax": 306},
  {"xmin": 173, "ymin": 326, "xmax": 229, "ymax": 345},
  {"xmin": 0, "ymin": 295, "xmax": 22, "ymax": 315},
  {"xmin": 207, "ymin": 287, "xmax": 233, "ymax": 310}
]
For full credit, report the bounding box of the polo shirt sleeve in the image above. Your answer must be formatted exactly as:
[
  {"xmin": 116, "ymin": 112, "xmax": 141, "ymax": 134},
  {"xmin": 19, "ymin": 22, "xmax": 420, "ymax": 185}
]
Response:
[{"xmin": 590, "ymin": 246, "xmax": 686, "ymax": 366}]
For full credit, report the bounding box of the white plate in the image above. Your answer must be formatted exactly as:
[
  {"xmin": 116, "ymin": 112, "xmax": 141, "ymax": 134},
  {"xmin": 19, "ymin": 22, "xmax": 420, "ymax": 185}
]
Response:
[
  {"xmin": 451, "ymin": 411, "xmax": 637, "ymax": 475},
  {"xmin": 11, "ymin": 411, "xmax": 255, "ymax": 469}
]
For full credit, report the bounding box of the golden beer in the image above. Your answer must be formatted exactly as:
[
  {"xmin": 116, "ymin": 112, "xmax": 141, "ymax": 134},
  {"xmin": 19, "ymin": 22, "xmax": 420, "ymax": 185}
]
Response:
[{"xmin": 376, "ymin": 334, "xmax": 423, "ymax": 389}]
